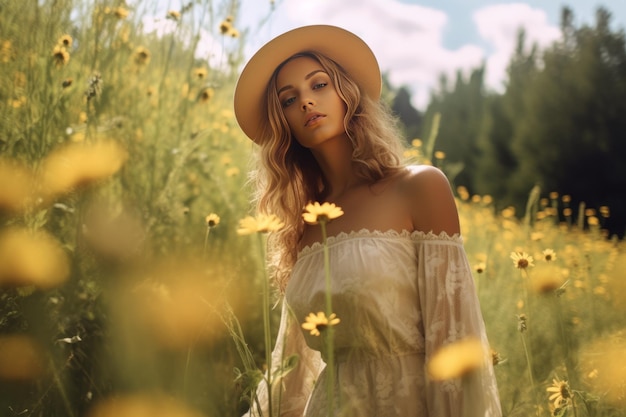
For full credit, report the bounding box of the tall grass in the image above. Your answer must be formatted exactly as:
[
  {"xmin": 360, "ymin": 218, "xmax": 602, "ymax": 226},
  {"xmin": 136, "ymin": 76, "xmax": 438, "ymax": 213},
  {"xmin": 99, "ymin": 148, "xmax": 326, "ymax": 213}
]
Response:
[{"xmin": 1, "ymin": 2, "xmax": 625, "ymax": 417}]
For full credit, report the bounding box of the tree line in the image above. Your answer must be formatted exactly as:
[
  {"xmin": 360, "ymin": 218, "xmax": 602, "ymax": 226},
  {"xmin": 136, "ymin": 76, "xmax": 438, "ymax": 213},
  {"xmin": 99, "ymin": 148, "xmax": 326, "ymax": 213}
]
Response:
[{"xmin": 391, "ymin": 6, "xmax": 626, "ymax": 238}]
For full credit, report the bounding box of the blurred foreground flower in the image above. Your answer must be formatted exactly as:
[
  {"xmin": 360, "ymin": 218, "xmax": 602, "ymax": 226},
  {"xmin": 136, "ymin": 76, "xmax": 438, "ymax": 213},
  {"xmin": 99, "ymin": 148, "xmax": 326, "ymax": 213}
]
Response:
[
  {"xmin": 87, "ymin": 394, "xmax": 205, "ymax": 417},
  {"xmin": 427, "ymin": 338, "xmax": 485, "ymax": 380},
  {"xmin": 301, "ymin": 312, "xmax": 340, "ymax": 337},
  {"xmin": 579, "ymin": 331, "xmax": 626, "ymax": 408},
  {"xmin": 302, "ymin": 202, "xmax": 344, "ymax": 225},
  {"xmin": 0, "ymin": 335, "xmax": 45, "ymax": 380},
  {"xmin": 40, "ymin": 139, "xmax": 127, "ymax": 201},
  {"xmin": 528, "ymin": 265, "xmax": 567, "ymax": 294},
  {"xmin": 0, "ymin": 228, "xmax": 70, "ymax": 289},
  {"xmin": 116, "ymin": 261, "xmax": 237, "ymax": 350},
  {"xmin": 237, "ymin": 214, "xmax": 284, "ymax": 235},
  {"xmin": 82, "ymin": 203, "xmax": 145, "ymax": 263},
  {"xmin": 0, "ymin": 160, "xmax": 34, "ymax": 213}
]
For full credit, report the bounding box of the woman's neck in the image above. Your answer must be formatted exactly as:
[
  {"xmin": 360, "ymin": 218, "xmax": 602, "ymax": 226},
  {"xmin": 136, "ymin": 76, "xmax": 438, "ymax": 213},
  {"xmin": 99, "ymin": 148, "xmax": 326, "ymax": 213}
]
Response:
[{"xmin": 310, "ymin": 135, "xmax": 363, "ymax": 201}]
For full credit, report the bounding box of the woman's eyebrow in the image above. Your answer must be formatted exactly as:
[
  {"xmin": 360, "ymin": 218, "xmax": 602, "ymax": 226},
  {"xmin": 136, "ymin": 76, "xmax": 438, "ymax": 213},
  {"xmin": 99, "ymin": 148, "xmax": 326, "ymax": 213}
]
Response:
[{"xmin": 277, "ymin": 69, "xmax": 326, "ymax": 95}]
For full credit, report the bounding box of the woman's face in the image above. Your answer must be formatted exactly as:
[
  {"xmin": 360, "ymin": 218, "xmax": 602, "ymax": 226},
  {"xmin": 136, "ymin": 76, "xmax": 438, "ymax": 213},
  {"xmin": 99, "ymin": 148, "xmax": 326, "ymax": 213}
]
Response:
[{"xmin": 275, "ymin": 56, "xmax": 348, "ymax": 149}]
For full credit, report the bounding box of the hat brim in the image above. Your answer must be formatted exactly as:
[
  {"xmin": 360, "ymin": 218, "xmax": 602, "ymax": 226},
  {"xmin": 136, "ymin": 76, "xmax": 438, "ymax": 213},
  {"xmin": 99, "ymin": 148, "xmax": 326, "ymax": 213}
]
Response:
[{"xmin": 233, "ymin": 25, "xmax": 381, "ymax": 142}]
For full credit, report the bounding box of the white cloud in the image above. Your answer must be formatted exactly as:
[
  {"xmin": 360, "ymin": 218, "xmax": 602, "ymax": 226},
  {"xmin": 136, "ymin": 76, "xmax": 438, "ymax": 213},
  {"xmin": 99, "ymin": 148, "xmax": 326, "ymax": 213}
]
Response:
[
  {"xmin": 238, "ymin": 0, "xmax": 562, "ymax": 109},
  {"xmin": 473, "ymin": 3, "xmax": 562, "ymax": 91}
]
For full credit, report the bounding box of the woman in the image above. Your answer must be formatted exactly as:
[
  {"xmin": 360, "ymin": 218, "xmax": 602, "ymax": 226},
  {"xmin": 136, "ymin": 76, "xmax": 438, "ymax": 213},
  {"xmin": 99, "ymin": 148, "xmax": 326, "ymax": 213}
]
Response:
[{"xmin": 234, "ymin": 25, "xmax": 502, "ymax": 417}]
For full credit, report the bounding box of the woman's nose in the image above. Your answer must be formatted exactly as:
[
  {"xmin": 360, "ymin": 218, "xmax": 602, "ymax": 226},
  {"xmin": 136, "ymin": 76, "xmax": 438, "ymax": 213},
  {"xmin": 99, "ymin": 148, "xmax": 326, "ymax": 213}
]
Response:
[{"xmin": 301, "ymin": 98, "xmax": 314, "ymax": 111}]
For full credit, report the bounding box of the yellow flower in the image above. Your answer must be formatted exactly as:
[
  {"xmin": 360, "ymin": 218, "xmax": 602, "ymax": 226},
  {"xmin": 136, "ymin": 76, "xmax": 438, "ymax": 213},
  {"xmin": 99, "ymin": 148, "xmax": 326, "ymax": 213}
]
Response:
[
  {"xmin": 456, "ymin": 186, "xmax": 469, "ymax": 201},
  {"xmin": 134, "ymin": 47, "xmax": 150, "ymax": 66},
  {"xmin": 0, "ymin": 160, "xmax": 34, "ymax": 213},
  {"xmin": 510, "ymin": 251, "xmax": 534, "ymax": 269},
  {"xmin": 0, "ymin": 228, "xmax": 70, "ymax": 289},
  {"xmin": 491, "ymin": 349, "xmax": 506, "ymax": 366},
  {"xmin": 225, "ymin": 167, "xmax": 239, "ymax": 177},
  {"xmin": 219, "ymin": 20, "xmax": 232, "ymax": 34},
  {"xmin": 113, "ymin": 6, "xmax": 129, "ymax": 19},
  {"xmin": 561, "ymin": 194, "xmax": 572, "ymax": 203},
  {"xmin": 205, "ymin": 213, "xmax": 220, "ymax": 228},
  {"xmin": 51, "ymin": 45, "xmax": 69, "ymax": 67},
  {"xmin": 302, "ymin": 202, "xmax": 344, "ymax": 225},
  {"xmin": 501, "ymin": 206, "xmax": 516, "ymax": 218},
  {"xmin": 474, "ymin": 262, "xmax": 486, "ymax": 274},
  {"xmin": 546, "ymin": 377, "xmax": 572, "ymax": 408},
  {"xmin": 427, "ymin": 338, "xmax": 485, "ymax": 380},
  {"xmin": 237, "ymin": 214, "xmax": 284, "ymax": 235},
  {"xmin": 0, "ymin": 335, "xmax": 45, "ymax": 381},
  {"xmin": 197, "ymin": 87, "xmax": 214, "ymax": 103},
  {"xmin": 58, "ymin": 34, "xmax": 73, "ymax": 48},
  {"xmin": 301, "ymin": 312, "xmax": 340, "ymax": 336},
  {"xmin": 40, "ymin": 139, "xmax": 128, "ymax": 200},
  {"xmin": 193, "ymin": 67, "xmax": 208, "ymax": 79},
  {"xmin": 542, "ymin": 248, "xmax": 557, "ymax": 262},
  {"xmin": 434, "ymin": 151, "xmax": 446, "ymax": 160},
  {"xmin": 167, "ymin": 10, "xmax": 181, "ymax": 20},
  {"xmin": 411, "ymin": 138, "xmax": 422, "ymax": 148},
  {"xmin": 599, "ymin": 206, "xmax": 610, "ymax": 218}
]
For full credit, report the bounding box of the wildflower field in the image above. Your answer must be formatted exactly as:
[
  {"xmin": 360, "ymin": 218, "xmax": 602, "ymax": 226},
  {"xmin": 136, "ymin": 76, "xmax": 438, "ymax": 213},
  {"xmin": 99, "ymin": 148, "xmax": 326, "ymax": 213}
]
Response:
[{"xmin": 1, "ymin": 1, "xmax": 625, "ymax": 416}]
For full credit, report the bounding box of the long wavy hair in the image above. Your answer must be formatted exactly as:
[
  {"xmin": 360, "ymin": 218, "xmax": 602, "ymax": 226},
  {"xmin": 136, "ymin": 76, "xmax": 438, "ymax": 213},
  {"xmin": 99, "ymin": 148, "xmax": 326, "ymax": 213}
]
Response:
[{"xmin": 250, "ymin": 51, "xmax": 405, "ymax": 293}]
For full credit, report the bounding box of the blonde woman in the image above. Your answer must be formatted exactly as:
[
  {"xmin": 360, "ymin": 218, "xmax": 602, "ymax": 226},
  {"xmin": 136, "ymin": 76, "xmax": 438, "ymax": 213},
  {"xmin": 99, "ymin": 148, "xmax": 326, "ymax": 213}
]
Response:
[{"xmin": 234, "ymin": 25, "xmax": 501, "ymax": 417}]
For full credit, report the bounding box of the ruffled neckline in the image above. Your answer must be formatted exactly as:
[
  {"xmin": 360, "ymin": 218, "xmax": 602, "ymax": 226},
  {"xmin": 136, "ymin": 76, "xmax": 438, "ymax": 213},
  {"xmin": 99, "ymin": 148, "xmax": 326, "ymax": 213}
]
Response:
[{"xmin": 297, "ymin": 229, "xmax": 462, "ymax": 258}]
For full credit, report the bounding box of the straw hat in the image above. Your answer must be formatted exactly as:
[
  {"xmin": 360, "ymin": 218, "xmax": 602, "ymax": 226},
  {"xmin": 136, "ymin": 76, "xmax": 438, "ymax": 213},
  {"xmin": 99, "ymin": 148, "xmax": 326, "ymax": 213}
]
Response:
[{"xmin": 233, "ymin": 25, "xmax": 381, "ymax": 142}]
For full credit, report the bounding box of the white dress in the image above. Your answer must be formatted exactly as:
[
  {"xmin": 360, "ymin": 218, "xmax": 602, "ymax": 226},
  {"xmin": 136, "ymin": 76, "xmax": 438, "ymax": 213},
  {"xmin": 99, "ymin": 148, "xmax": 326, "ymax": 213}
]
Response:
[{"xmin": 246, "ymin": 230, "xmax": 502, "ymax": 417}]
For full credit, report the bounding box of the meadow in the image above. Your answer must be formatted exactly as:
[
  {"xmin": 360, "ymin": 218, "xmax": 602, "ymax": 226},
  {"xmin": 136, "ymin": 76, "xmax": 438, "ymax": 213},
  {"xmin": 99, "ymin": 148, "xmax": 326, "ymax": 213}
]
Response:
[{"xmin": 0, "ymin": 1, "xmax": 625, "ymax": 416}]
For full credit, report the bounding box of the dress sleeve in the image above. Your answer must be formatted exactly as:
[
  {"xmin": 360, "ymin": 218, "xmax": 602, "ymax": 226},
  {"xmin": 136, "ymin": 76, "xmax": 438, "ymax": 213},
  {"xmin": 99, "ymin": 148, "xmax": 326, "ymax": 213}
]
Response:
[
  {"xmin": 244, "ymin": 299, "xmax": 323, "ymax": 417},
  {"xmin": 415, "ymin": 235, "xmax": 502, "ymax": 417}
]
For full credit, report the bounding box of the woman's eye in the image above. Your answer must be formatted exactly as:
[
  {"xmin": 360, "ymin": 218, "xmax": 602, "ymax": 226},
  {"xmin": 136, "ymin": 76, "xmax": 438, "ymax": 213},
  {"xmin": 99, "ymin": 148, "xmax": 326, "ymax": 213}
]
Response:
[
  {"xmin": 313, "ymin": 82, "xmax": 327, "ymax": 90},
  {"xmin": 282, "ymin": 97, "xmax": 296, "ymax": 107}
]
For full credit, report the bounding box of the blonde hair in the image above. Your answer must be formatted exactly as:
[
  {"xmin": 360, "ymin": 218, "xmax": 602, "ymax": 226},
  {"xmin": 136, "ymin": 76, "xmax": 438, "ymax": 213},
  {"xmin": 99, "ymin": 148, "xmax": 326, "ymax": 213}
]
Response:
[{"xmin": 250, "ymin": 51, "xmax": 405, "ymax": 292}]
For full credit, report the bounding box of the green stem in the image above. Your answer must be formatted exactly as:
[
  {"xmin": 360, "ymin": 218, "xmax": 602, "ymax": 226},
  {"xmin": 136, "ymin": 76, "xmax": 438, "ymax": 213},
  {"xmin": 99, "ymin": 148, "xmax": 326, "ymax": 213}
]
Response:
[
  {"xmin": 320, "ymin": 220, "xmax": 336, "ymax": 416},
  {"xmin": 257, "ymin": 232, "xmax": 273, "ymax": 417},
  {"xmin": 520, "ymin": 332, "xmax": 535, "ymax": 389},
  {"xmin": 203, "ymin": 227, "xmax": 210, "ymax": 260}
]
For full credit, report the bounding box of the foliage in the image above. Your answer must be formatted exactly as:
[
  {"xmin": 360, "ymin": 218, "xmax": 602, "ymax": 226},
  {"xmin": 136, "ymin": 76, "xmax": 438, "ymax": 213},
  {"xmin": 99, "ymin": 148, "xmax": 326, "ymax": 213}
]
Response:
[{"xmin": 420, "ymin": 6, "xmax": 626, "ymax": 238}]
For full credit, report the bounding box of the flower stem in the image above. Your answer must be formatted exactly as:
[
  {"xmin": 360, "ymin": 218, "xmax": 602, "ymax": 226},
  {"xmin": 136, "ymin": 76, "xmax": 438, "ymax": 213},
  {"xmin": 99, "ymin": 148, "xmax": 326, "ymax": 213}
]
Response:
[
  {"xmin": 257, "ymin": 233, "xmax": 273, "ymax": 417},
  {"xmin": 520, "ymin": 332, "xmax": 535, "ymax": 389},
  {"xmin": 320, "ymin": 220, "xmax": 336, "ymax": 416},
  {"xmin": 203, "ymin": 227, "xmax": 210, "ymax": 260}
]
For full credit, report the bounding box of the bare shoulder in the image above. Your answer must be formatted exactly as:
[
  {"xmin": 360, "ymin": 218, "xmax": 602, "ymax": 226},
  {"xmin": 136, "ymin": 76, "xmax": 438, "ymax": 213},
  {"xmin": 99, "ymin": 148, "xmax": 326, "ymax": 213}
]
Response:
[{"xmin": 398, "ymin": 165, "xmax": 461, "ymax": 235}]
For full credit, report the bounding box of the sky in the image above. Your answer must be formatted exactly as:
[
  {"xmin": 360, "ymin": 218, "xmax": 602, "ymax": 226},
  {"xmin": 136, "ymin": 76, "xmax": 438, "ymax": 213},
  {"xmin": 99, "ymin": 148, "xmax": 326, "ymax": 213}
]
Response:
[{"xmin": 234, "ymin": 0, "xmax": 626, "ymax": 109}]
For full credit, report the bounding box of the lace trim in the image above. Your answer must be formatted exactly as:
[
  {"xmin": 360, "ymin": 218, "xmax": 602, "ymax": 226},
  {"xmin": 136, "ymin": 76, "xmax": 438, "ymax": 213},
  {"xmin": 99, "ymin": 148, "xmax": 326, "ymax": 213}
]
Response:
[{"xmin": 297, "ymin": 229, "xmax": 462, "ymax": 258}]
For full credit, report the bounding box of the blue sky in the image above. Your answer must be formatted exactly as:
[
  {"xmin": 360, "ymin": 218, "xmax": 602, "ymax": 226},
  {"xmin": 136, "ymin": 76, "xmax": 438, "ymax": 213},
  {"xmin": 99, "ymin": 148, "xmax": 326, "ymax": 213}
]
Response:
[{"xmin": 232, "ymin": 0, "xmax": 625, "ymax": 109}]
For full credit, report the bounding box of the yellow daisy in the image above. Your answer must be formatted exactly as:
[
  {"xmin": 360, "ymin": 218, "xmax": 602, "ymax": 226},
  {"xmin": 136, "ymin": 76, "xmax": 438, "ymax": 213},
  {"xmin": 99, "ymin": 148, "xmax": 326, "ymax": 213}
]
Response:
[
  {"xmin": 134, "ymin": 47, "xmax": 150, "ymax": 66},
  {"xmin": 205, "ymin": 213, "xmax": 220, "ymax": 228},
  {"xmin": 301, "ymin": 312, "xmax": 340, "ymax": 337},
  {"xmin": 236, "ymin": 214, "xmax": 284, "ymax": 235},
  {"xmin": 58, "ymin": 34, "xmax": 73, "ymax": 48},
  {"xmin": 474, "ymin": 262, "xmax": 486, "ymax": 274},
  {"xmin": 546, "ymin": 377, "xmax": 572, "ymax": 408},
  {"xmin": 510, "ymin": 251, "xmax": 534, "ymax": 269},
  {"xmin": 51, "ymin": 45, "xmax": 69, "ymax": 67},
  {"xmin": 302, "ymin": 202, "xmax": 344, "ymax": 225},
  {"xmin": 542, "ymin": 248, "xmax": 557, "ymax": 262}
]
